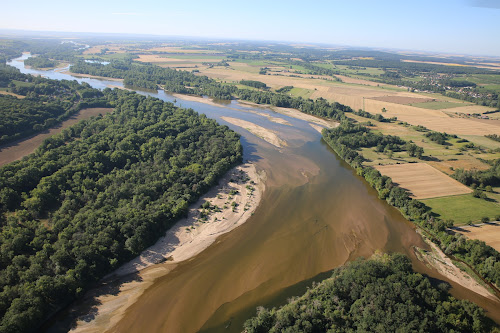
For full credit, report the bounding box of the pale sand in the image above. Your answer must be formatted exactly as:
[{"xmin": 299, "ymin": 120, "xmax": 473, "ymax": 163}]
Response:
[
  {"xmin": 415, "ymin": 239, "xmax": 499, "ymax": 302},
  {"xmin": 72, "ymin": 163, "xmax": 265, "ymax": 332},
  {"xmin": 237, "ymin": 101, "xmax": 337, "ymax": 128},
  {"xmin": 108, "ymin": 163, "xmax": 263, "ymax": 277},
  {"xmin": 220, "ymin": 116, "xmax": 287, "ymax": 148},
  {"xmin": 309, "ymin": 123, "xmax": 326, "ymax": 133},
  {"xmin": 171, "ymin": 92, "xmax": 228, "ymax": 108},
  {"xmin": 248, "ymin": 110, "xmax": 292, "ymax": 126}
]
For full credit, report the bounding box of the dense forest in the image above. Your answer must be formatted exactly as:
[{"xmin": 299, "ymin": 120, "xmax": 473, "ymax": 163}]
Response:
[
  {"xmin": 23, "ymin": 57, "xmax": 58, "ymax": 69},
  {"xmin": 1, "ymin": 39, "xmax": 499, "ymax": 331},
  {"xmin": 0, "ymin": 89, "xmax": 242, "ymax": 332},
  {"xmin": 244, "ymin": 254, "xmax": 494, "ymax": 332},
  {"xmin": 0, "ymin": 65, "xmax": 105, "ymax": 145},
  {"xmin": 239, "ymin": 80, "xmax": 267, "ymax": 89},
  {"xmin": 66, "ymin": 57, "xmax": 500, "ymax": 291},
  {"xmin": 69, "ymin": 60, "xmax": 351, "ymax": 121},
  {"xmin": 323, "ymin": 121, "xmax": 500, "ymax": 289}
]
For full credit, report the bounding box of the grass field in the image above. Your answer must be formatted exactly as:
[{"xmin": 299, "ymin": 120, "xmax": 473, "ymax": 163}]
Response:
[
  {"xmin": 422, "ymin": 192, "xmax": 500, "ymax": 225},
  {"xmin": 374, "ymin": 163, "xmax": 472, "ymax": 199},
  {"xmin": 288, "ymin": 87, "xmax": 314, "ymax": 98},
  {"xmin": 410, "ymin": 101, "xmax": 466, "ymax": 110},
  {"xmin": 348, "ymin": 113, "xmax": 495, "ymax": 173}
]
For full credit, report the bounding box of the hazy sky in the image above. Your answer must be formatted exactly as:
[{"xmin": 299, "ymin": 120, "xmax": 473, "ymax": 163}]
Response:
[{"xmin": 2, "ymin": 0, "xmax": 499, "ymax": 56}]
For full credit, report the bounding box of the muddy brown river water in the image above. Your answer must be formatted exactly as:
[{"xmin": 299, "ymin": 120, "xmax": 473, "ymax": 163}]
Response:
[{"xmin": 7, "ymin": 55, "xmax": 499, "ymax": 332}]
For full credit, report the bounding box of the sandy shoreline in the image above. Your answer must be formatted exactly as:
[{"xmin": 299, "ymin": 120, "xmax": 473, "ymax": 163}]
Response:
[
  {"xmin": 108, "ymin": 162, "xmax": 264, "ymax": 277},
  {"xmin": 415, "ymin": 236, "xmax": 499, "ymax": 302},
  {"xmin": 170, "ymin": 93, "xmax": 338, "ymax": 129},
  {"xmin": 71, "ymin": 162, "xmax": 265, "ymax": 332}
]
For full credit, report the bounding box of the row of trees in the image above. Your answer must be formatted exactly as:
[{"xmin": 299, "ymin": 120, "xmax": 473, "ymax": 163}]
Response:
[
  {"xmin": 453, "ymin": 159, "xmax": 500, "ymax": 187},
  {"xmin": 0, "ymin": 88, "xmax": 243, "ymax": 332},
  {"xmin": 0, "ymin": 65, "xmax": 105, "ymax": 145},
  {"xmin": 68, "ymin": 50, "xmax": 500, "ymax": 291},
  {"xmin": 323, "ymin": 121, "xmax": 500, "ymax": 289},
  {"xmin": 244, "ymin": 254, "xmax": 494, "ymax": 332},
  {"xmin": 239, "ymin": 80, "xmax": 268, "ymax": 89},
  {"xmin": 69, "ymin": 60, "xmax": 352, "ymax": 121}
]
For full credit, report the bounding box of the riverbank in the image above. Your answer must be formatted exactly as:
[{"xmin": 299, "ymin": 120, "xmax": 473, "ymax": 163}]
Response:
[
  {"xmin": 70, "ymin": 162, "xmax": 265, "ymax": 332},
  {"xmin": 170, "ymin": 93, "xmax": 339, "ymax": 129},
  {"xmin": 415, "ymin": 238, "xmax": 498, "ymax": 301}
]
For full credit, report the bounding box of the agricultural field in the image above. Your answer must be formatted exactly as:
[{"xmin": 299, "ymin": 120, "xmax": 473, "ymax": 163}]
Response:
[
  {"xmin": 410, "ymin": 101, "xmax": 467, "ymax": 110},
  {"xmin": 456, "ymin": 223, "xmax": 500, "ymax": 252},
  {"xmin": 422, "ymin": 189, "xmax": 500, "ymax": 225},
  {"xmin": 374, "ymin": 163, "xmax": 472, "ymax": 199},
  {"xmin": 348, "ymin": 113, "xmax": 496, "ymax": 173}
]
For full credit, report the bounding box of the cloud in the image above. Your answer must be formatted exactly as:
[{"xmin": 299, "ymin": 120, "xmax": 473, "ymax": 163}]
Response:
[{"xmin": 468, "ymin": 0, "xmax": 500, "ymax": 9}]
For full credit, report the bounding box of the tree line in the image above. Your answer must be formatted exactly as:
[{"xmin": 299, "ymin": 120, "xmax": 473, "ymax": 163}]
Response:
[
  {"xmin": 323, "ymin": 121, "xmax": 500, "ymax": 289},
  {"xmin": 244, "ymin": 254, "xmax": 494, "ymax": 332},
  {"xmin": 66, "ymin": 51, "xmax": 500, "ymax": 296},
  {"xmin": 69, "ymin": 60, "xmax": 352, "ymax": 121},
  {"xmin": 0, "ymin": 88, "xmax": 242, "ymax": 332},
  {"xmin": 0, "ymin": 65, "xmax": 105, "ymax": 145}
]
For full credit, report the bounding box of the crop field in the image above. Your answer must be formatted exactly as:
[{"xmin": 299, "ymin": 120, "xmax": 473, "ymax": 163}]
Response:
[
  {"xmin": 456, "ymin": 223, "xmax": 500, "ymax": 251},
  {"xmin": 370, "ymin": 96, "xmax": 435, "ymax": 104},
  {"xmin": 410, "ymin": 101, "xmax": 467, "ymax": 110},
  {"xmin": 374, "ymin": 163, "xmax": 472, "ymax": 199},
  {"xmin": 364, "ymin": 98, "xmax": 500, "ymax": 135},
  {"xmin": 190, "ymin": 58, "xmax": 500, "ymax": 136}
]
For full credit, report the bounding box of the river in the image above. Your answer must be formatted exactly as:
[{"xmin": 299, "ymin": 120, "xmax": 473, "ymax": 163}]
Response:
[{"xmin": 6, "ymin": 55, "xmax": 500, "ymax": 332}]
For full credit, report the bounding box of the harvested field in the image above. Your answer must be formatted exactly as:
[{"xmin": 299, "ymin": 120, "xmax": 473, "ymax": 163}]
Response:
[
  {"xmin": 198, "ymin": 64, "xmax": 499, "ymax": 135},
  {"xmin": 364, "ymin": 98, "xmax": 500, "ymax": 135},
  {"xmin": 136, "ymin": 55, "xmax": 222, "ymax": 63},
  {"xmin": 456, "ymin": 223, "xmax": 500, "ymax": 252},
  {"xmin": 374, "ymin": 163, "xmax": 472, "ymax": 199},
  {"xmin": 433, "ymin": 104, "xmax": 496, "ymax": 115},
  {"xmin": 0, "ymin": 108, "xmax": 114, "ymax": 166},
  {"xmin": 334, "ymin": 75, "xmax": 385, "ymax": 87},
  {"xmin": 370, "ymin": 96, "xmax": 435, "ymax": 105}
]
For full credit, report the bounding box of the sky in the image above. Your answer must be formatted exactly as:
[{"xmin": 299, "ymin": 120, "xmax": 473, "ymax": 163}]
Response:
[{"xmin": 1, "ymin": 0, "xmax": 500, "ymax": 56}]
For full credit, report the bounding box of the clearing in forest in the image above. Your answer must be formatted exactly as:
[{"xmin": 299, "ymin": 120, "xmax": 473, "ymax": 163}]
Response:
[{"xmin": 374, "ymin": 163, "xmax": 472, "ymax": 199}]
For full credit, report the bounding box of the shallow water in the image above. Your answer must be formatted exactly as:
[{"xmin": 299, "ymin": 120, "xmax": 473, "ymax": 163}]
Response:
[{"xmin": 8, "ymin": 55, "xmax": 499, "ymax": 332}]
